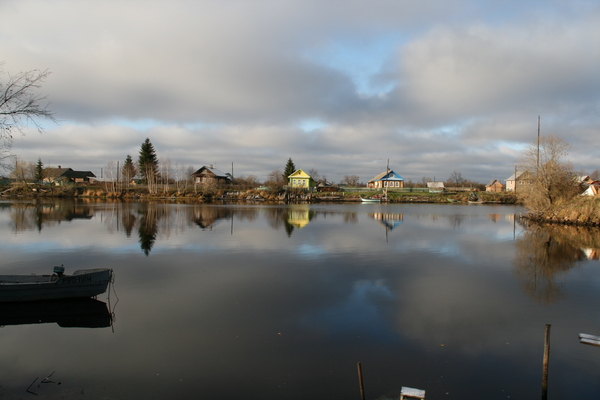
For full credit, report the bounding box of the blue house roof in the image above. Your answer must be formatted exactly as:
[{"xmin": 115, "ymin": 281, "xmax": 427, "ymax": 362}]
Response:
[{"xmin": 370, "ymin": 170, "xmax": 404, "ymax": 182}]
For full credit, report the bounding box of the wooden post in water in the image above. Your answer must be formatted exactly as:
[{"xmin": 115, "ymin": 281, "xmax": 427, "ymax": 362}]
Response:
[
  {"xmin": 357, "ymin": 362, "xmax": 365, "ymax": 400},
  {"xmin": 542, "ymin": 324, "xmax": 551, "ymax": 400}
]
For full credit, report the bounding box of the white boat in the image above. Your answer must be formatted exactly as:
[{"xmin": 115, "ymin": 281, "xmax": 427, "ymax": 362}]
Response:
[
  {"xmin": 361, "ymin": 197, "xmax": 381, "ymax": 203},
  {"xmin": 0, "ymin": 267, "xmax": 113, "ymax": 303}
]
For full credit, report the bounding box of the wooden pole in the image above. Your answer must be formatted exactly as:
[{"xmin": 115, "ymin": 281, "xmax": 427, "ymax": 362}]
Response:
[
  {"xmin": 514, "ymin": 165, "xmax": 517, "ymax": 194},
  {"xmin": 357, "ymin": 362, "xmax": 365, "ymax": 400},
  {"xmin": 537, "ymin": 115, "xmax": 541, "ymax": 169},
  {"xmin": 542, "ymin": 324, "xmax": 551, "ymax": 400}
]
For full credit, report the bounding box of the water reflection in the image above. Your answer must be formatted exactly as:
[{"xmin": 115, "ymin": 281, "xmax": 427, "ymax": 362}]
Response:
[
  {"xmin": 2, "ymin": 201, "xmax": 600, "ymax": 399},
  {"xmin": 368, "ymin": 212, "xmax": 403, "ymax": 231},
  {"xmin": 513, "ymin": 221, "xmax": 600, "ymax": 303},
  {"xmin": 7, "ymin": 201, "xmax": 362, "ymax": 252},
  {"xmin": 287, "ymin": 205, "xmax": 315, "ymax": 230},
  {"xmin": 0, "ymin": 298, "xmax": 112, "ymax": 328}
]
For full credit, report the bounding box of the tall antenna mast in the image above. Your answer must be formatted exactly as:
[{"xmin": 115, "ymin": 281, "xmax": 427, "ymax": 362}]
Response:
[{"xmin": 537, "ymin": 115, "xmax": 540, "ymax": 169}]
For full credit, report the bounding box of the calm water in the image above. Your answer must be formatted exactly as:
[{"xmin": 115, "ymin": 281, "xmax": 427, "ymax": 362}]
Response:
[{"xmin": 1, "ymin": 199, "xmax": 599, "ymax": 399}]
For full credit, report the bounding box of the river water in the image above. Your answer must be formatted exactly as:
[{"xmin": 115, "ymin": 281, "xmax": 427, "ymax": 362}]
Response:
[{"xmin": 0, "ymin": 199, "xmax": 599, "ymax": 399}]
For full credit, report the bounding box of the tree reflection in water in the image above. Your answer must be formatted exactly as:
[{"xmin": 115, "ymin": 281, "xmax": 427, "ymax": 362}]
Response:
[
  {"xmin": 137, "ymin": 203, "xmax": 161, "ymax": 256},
  {"xmin": 513, "ymin": 221, "xmax": 600, "ymax": 303}
]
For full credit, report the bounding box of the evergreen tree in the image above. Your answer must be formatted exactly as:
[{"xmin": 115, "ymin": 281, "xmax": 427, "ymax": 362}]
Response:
[
  {"xmin": 122, "ymin": 154, "xmax": 137, "ymax": 185},
  {"xmin": 138, "ymin": 138, "xmax": 159, "ymax": 184},
  {"xmin": 283, "ymin": 158, "xmax": 296, "ymax": 179},
  {"xmin": 34, "ymin": 158, "xmax": 44, "ymax": 183}
]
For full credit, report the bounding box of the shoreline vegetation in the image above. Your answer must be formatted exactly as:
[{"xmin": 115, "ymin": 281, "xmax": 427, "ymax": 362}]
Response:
[
  {"xmin": 4, "ymin": 183, "xmax": 600, "ymax": 227},
  {"xmin": 518, "ymin": 196, "xmax": 600, "ymax": 227},
  {"xmin": 1, "ymin": 182, "xmax": 517, "ymax": 205}
]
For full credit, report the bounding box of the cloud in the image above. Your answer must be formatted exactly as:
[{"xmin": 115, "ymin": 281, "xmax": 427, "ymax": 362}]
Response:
[{"xmin": 2, "ymin": 0, "xmax": 600, "ymax": 183}]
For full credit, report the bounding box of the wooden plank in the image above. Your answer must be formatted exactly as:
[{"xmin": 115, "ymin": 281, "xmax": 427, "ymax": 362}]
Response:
[
  {"xmin": 400, "ymin": 386, "xmax": 426, "ymax": 399},
  {"xmin": 580, "ymin": 337, "xmax": 600, "ymax": 347},
  {"xmin": 579, "ymin": 333, "xmax": 600, "ymax": 341},
  {"xmin": 579, "ymin": 333, "xmax": 600, "ymax": 347}
]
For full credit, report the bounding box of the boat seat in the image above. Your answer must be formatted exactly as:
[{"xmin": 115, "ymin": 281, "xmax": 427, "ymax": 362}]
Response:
[{"xmin": 400, "ymin": 386, "xmax": 425, "ymax": 400}]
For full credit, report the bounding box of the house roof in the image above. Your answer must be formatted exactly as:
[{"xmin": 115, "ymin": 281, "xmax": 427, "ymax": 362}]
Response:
[
  {"xmin": 368, "ymin": 169, "xmax": 404, "ymax": 183},
  {"xmin": 486, "ymin": 179, "xmax": 503, "ymax": 187},
  {"xmin": 193, "ymin": 166, "xmax": 230, "ymax": 178},
  {"xmin": 577, "ymin": 175, "xmax": 591, "ymax": 184},
  {"xmin": 506, "ymin": 171, "xmax": 527, "ymax": 181},
  {"xmin": 43, "ymin": 167, "xmax": 73, "ymax": 178},
  {"xmin": 69, "ymin": 170, "xmax": 96, "ymax": 179},
  {"xmin": 288, "ymin": 169, "xmax": 312, "ymax": 179},
  {"xmin": 427, "ymin": 181, "xmax": 444, "ymax": 188}
]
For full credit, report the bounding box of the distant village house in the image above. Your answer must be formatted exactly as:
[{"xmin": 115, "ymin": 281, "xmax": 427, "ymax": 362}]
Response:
[
  {"xmin": 485, "ymin": 179, "xmax": 504, "ymax": 192},
  {"xmin": 192, "ymin": 165, "xmax": 233, "ymax": 185},
  {"xmin": 42, "ymin": 166, "xmax": 96, "ymax": 185},
  {"xmin": 288, "ymin": 169, "xmax": 316, "ymax": 189},
  {"xmin": 367, "ymin": 170, "xmax": 404, "ymax": 189},
  {"xmin": 427, "ymin": 181, "xmax": 445, "ymax": 193},
  {"xmin": 505, "ymin": 171, "xmax": 531, "ymax": 192}
]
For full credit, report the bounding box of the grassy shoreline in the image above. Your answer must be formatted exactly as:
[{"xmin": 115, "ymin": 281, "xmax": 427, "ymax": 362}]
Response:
[
  {"xmin": 0, "ymin": 183, "xmax": 519, "ymax": 204},
  {"xmin": 519, "ymin": 196, "xmax": 600, "ymax": 226}
]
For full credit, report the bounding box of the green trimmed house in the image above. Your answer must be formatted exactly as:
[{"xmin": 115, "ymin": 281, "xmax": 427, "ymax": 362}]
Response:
[{"xmin": 288, "ymin": 169, "xmax": 316, "ymax": 190}]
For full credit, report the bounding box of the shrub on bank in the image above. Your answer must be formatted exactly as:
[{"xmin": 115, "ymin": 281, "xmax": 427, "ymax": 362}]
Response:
[{"xmin": 525, "ymin": 196, "xmax": 600, "ymax": 226}]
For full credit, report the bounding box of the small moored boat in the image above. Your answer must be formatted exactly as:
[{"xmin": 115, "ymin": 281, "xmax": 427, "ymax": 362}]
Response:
[
  {"xmin": 0, "ymin": 267, "xmax": 113, "ymax": 303},
  {"xmin": 361, "ymin": 197, "xmax": 381, "ymax": 203}
]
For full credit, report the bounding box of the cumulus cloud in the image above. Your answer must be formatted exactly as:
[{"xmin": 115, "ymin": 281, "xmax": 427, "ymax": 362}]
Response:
[{"xmin": 2, "ymin": 0, "xmax": 600, "ymax": 183}]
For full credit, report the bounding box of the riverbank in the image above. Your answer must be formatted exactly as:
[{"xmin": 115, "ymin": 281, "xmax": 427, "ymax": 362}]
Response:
[
  {"xmin": 519, "ymin": 196, "xmax": 600, "ymax": 226},
  {"xmin": 0, "ymin": 183, "xmax": 518, "ymax": 204}
]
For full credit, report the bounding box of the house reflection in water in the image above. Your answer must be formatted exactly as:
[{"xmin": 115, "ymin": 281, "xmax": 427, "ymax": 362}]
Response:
[
  {"xmin": 287, "ymin": 205, "xmax": 314, "ymax": 230},
  {"xmin": 192, "ymin": 207, "xmax": 232, "ymax": 230},
  {"xmin": 368, "ymin": 212, "xmax": 403, "ymax": 231},
  {"xmin": 582, "ymin": 248, "xmax": 600, "ymax": 260}
]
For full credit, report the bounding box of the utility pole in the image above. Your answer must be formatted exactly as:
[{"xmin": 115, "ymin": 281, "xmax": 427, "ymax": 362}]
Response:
[
  {"xmin": 514, "ymin": 165, "xmax": 518, "ymax": 194},
  {"xmin": 537, "ymin": 115, "xmax": 540, "ymax": 169}
]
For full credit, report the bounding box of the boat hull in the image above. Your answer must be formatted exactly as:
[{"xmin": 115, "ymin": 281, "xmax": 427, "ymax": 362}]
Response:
[{"xmin": 0, "ymin": 269, "xmax": 112, "ymax": 303}]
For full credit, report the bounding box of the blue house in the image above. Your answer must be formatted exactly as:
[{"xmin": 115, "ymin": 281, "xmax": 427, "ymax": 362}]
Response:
[{"xmin": 367, "ymin": 170, "xmax": 405, "ymax": 189}]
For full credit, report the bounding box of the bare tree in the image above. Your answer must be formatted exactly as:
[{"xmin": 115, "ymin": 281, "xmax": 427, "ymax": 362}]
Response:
[
  {"xmin": 235, "ymin": 175, "xmax": 259, "ymax": 188},
  {"xmin": 447, "ymin": 171, "xmax": 467, "ymax": 187},
  {"xmin": 104, "ymin": 161, "xmax": 118, "ymax": 194},
  {"xmin": 161, "ymin": 157, "xmax": 172, "ymax": 194},
  {"xmin": 1, "ymin": 67, "xmax": 55, "ymax": 168},
  {"xmin": 9, "ymin": 158, "xmax": 35, "ymax": 181},
  {"xmin": 308, "ymin": 168, "xmax": 321, "ymax": 183},
  {"xmin": 265, "ymin": 169, "xmax": 287, "ymax": 190},
  {"xmin": 518, "ymin": 134, "xmax": 578, "ymax": 214},
  {"xmin": 342, "ymin": 175, "xmax": 360, "ymax": 186}
]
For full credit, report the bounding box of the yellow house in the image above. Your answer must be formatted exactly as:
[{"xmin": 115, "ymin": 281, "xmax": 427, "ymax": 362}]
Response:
[{"xmin": 288, "ymin": 169, "xmax": 316, "ymax": 189}]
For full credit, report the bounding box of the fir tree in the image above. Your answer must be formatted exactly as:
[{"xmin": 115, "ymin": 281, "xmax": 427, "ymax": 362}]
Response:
[
  {"xmin": 34, "ymin": 158, "xmax": 44, "ymax": 183},
  {"xmin": 283, "ymin": 158, "xmax": 296, "ymax": 179},
  {"xmin": 138, "ymin": 138, "xmax": 159, "ymax": 184},
  {"xmin": 122, "ymin": 154, "xmax": 137, "ymax": 186}
]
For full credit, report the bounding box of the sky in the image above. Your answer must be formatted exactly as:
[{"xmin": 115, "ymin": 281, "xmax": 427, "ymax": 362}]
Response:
[{"xmin": 2, "ymin": 0, "xmax": 599, "ymax": 184}]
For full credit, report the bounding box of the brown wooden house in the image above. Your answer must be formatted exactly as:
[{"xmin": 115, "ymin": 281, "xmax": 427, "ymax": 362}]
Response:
[
  {"xmin": 485, "ymin": 179, "xmax": 504, "ymax": 192},
  {"xmin": 192, "ymin": 165, "xmax": 232, "ymax": 185},
  {"xmin": 43, "ymin": 166, "xmax": 96, "ymax": 185}
]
